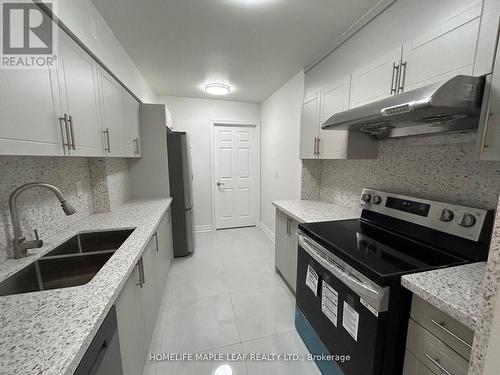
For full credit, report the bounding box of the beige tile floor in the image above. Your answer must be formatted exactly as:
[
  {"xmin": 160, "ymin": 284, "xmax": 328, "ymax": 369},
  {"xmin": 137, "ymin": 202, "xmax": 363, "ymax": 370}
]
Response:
[{"xmin": 141, "ymin": 227, "xmax": 321, "ymax": 375}]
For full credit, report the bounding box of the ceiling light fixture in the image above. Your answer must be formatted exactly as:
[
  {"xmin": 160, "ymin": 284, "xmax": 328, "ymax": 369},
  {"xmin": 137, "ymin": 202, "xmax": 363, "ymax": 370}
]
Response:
[
  {"xmin": 205, "ymin": 83, "xmax": 231, "ymax": 96},
  {"xmin": 213, "ymin": 364, "xmax": 233, "ymax": 375}
]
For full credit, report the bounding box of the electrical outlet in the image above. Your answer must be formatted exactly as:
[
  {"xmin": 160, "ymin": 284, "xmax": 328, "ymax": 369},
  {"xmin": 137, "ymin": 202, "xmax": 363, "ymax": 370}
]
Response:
[{"xmin": 75, "ymin": 181, "xmax": 83, "ymax": 197}]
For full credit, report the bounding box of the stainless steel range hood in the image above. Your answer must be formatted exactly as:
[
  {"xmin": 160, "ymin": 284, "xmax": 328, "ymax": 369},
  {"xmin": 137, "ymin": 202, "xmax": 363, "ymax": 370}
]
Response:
[{"xmin": 322, "ymin": 75, "xmax": 485, "ymax": 139}]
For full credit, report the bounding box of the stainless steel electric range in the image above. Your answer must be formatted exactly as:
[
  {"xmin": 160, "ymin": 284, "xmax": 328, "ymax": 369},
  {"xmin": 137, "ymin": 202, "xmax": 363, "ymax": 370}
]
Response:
[{"xmin": 295, "ymin": 189, "xmax": 494, "ymax": 375}]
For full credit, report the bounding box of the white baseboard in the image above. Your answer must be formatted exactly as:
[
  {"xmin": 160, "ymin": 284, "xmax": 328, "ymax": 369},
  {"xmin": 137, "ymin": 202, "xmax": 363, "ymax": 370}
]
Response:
[
  {"xmin": 194, "ymin": 225, "xmax": 213, "ymax": 233},
  {"xmin": 259, "ymin": 221, "xmax": 275, "ymax": 243}
]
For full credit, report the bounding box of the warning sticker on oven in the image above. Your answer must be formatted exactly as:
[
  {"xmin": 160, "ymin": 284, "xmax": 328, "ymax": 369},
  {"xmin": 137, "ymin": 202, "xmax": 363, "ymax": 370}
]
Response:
[
  {"xmin": 343, "ymin": 302, "xmax": 360, "ymax": 341},
  {"xmin": 306, "ymin": 265, "xmax": 319, "ymax": 296},
  {"xmin": 321, "ymin": 281, "xmax": 338, "ymax": 326}
]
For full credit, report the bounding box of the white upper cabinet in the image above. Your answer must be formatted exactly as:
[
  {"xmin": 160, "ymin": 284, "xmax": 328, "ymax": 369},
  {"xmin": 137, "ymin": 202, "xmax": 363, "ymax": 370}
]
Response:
[
  {"xmin": 476, "ymin": 42, "xmax": 500, "ymax": 161},
  {"xmin": 99, "ymin": 70, "xmax": 141, "ymax": 158},
  {"xmin": 400, "ymin": 3, "xmax": 482, "ymax": 92},
  {"xmin": 57, "ymin": 33, "xmax": 104, "ymax": 156},
  {"xmin": 300, "ymin": 76, "xmax": 377, "ymax": 160},
  {"xmin": 122, "ymin": 87, "xmax": 141, "ymax": 157},
  {"xmin": 349, "ymin": 47, "xmax": 403, "ymax": 108},
  {"xmin": 299, "ymin": 92, "xmax": 320, "ymax": 159},
  {"xmin": 0, "ymin": 18, "xmax": 141, "ymax": 158},
  {"xmin": 320, "ymin": 76, "xmax": 377, "ymax": 159},
  {"xmin": 99, "ymin": 69, "xmax": 127, "ymax": 157},
  {"xmin": 0, "ymin": 66, "xmax": 63, "ymax": 156},
  {"xmin": 319, "ymin": 77, "xmax": 351, "ymax": 159}
]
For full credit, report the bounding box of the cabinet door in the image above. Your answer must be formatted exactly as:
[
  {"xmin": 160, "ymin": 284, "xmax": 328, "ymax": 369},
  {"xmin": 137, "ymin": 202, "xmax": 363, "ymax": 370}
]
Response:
[
  {"xmin": 477, "ymin": 48, "xmax": 500, "ymax": 161},
  {"xmin": 115, "ymin": 264, "xmax": 145, "ymax": 375},
  {"xmin": 401, "ymin": 3, "xmax": 481, "ymax": 92},
  {"xmin": 0, "ymin": 67, "xmax": 63, "ymax": 156},
  {"xmin": 122, "ymin": 87, "xmax": 141, "ymax": 157},
  {"xmin": 58, "ymin": 33, "xmax": 104, "ymax": 156},
  {"xmin": 318, "ymin": 77, "xmax": 351, "ymax": 159},
  {"xmin": 350, "ymin": 47, "xmax": 402, "ymax": 108},
  {"xmin": 156, "ymin": 211, "xmax": 173, "ymax": 290},
  {"xmin": 288, "ymin": 219, "xmax": 299, "ymax": 293},
  {"xmin": 140, "ymin": 241, "xmax": 160, "ymax": 356},
  {"xmin": 275, "ymin": 210, "xmax": 290, "ymax": 281},
  {"xmin": 299, "ymin": 92, "xmax": 320, "ymax": 159},
  {"xmin": 99, "ymin": 69, "xmax": 127, "ymax": 156}
]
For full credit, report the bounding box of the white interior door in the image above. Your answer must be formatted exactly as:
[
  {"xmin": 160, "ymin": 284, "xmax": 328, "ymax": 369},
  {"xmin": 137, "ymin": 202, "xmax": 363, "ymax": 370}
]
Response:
[{"xmin": 213, "ymin": 124, "xmax": 258, "ymax": 229}]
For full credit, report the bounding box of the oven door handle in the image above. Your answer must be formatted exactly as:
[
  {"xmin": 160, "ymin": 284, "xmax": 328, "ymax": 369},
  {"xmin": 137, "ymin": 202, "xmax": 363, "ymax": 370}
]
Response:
[{"xmin": 299, "ymin": 234, "xmax": 389, "ymax": 312}]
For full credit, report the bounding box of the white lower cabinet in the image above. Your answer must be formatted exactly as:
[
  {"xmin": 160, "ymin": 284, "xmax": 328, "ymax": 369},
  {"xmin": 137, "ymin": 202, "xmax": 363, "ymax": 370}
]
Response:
[
  {"xmin": 403, "ymin": 296, "xmax": 473, "ymax": 375},
  {"xmin": 115, "ymin": 264, "xmax": 145, "ymax": 375},
  {"xmin": 115, "ymin": 212, "xmax": 173, "ymax": 375},
  {"xmin": 274, "ymin": 209, "xmax": 299, "ymax": 293}
]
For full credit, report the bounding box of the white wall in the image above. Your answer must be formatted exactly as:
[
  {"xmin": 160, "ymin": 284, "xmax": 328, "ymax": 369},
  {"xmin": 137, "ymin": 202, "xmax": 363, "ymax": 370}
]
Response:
[
  {"xmin": 260, "ymin": 71, "xmax": 304, "ymax": 238},
  {"xmin": 157, "ymin": 96, "xmax": 260, "ymax": 231},
  {"xmin": 50, "ymin": 0, "xmax": 156, "ymax": 103}
]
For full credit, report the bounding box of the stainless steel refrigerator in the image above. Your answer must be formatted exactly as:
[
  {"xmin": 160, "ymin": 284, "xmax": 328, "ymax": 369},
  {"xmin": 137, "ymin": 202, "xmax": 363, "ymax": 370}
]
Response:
[{"xmin": 167, "ymin": 128, "xmax": 195, "ymax": 257}]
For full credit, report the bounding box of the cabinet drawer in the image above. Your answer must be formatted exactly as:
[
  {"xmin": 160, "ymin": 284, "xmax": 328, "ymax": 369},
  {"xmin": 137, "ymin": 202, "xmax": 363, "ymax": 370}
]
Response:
[
  {"xmin": 406, "ymin": 320, "xmax": 469, "ymax": 375},
  {"xmin": 403, "ymin": 350, "xmax": 436, "ymax": 375},
  {"xmin": 411, "ymin": 295, "xmax": 473, "ymax": 359}
]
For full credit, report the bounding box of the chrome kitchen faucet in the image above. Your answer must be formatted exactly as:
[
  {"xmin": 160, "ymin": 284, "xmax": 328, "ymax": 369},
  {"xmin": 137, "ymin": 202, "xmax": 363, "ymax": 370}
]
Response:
[{"xmin": 9, "ymin": 182, "xmax": 76, "ymax": 259}]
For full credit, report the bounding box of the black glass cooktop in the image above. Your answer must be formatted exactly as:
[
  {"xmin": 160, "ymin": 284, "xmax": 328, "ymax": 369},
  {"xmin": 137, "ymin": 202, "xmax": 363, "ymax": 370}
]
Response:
[{"xmin": 299, "ymin": 219, "xmax": 469, "ymax": 283}]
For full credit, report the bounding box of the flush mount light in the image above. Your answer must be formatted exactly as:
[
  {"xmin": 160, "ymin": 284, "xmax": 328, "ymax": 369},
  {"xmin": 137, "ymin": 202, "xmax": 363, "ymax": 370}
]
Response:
[
  {"xmin": 205, "ymin": 83, "xmax": 231, "ymax": 96},
  {"xmin": 213, "ymin": 364, "xmax": 233, "ymax": 375}
]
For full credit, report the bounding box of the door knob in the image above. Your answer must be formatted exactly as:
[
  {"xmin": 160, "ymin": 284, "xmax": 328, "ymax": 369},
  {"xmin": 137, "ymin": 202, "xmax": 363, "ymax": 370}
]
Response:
[{"xmin": 217, "ymin": 182, "xmax": 224, "ymax": 187}]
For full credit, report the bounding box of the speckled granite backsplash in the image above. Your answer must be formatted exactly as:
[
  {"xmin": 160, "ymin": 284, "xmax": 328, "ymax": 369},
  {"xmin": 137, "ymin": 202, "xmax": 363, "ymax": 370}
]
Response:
[
  {"xmin": 0, "ymin": 157, "xmax": 130, "ymax": 262},
  {"xmin": 302, "ymin": 133, "xmax": 500, "ymax": 209}
]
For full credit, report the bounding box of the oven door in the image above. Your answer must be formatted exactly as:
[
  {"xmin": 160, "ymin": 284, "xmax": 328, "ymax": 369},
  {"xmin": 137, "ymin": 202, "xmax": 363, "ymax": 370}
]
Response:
[{"xmin": 296, "ymin": 232, "xmax": 390, "ymax": 375}]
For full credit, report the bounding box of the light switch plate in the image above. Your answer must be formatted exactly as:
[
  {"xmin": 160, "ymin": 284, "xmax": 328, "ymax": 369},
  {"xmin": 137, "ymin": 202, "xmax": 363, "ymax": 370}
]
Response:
[{"xmin": 75, "ymin": 181, "xmax": 83, "ymax": 197}]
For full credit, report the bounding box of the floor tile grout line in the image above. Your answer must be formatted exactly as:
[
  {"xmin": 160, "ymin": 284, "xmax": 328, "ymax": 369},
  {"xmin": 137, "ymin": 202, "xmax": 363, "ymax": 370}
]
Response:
[
  {"xmin": 239, "ymin": 328, "xmax": 298, "ymax": 346},
  {"xmin": 228, "ymin": 291, "xmax": 244, "ymax": 344}
]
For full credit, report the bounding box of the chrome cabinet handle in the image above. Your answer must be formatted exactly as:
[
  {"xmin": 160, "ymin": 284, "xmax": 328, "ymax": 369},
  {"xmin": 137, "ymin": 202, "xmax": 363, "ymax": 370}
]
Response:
[
  {"xmin": 135, "ymin": 259, "xmax": 144, "ymax": 288},
  {"xmin": 103, "ymin": 128, "xmax": 111, "ymax": 153},
  {"xmin": 154, "ymin": 232, "xmax": 159, "ymax": 253},
  {"xmin": 133, "ymin": 138, "xmax": 140, "ymax": 154},
  {"xmin": 430, "ymin": 319, "xmax": 472, "ymax": 349},
  {"xmin": 59, "ymin": 114, "xmax": 71, "ymax": 151},
  {"xmin": 390, "ymin": 62, "xmax": 400, "ymax": 95},
  {"xmin": 480, "ymin": 108, "xmax": 493, "ymax": 152},
  {"xmin": 397, "ymin": 61, "xmax": 407, "ymax": 94},
  {"xmin": 286, "ymin": 218, "xmax": 290, "ymax": 235},
  {"xmin": 424, "ymin": 354, "xmax": 453, "ymax": 375},
  {"xmin": 316, "ymin": 137, "xmax": 320, "ymax": 157},
  {"xmin": 68, "ymin": 115, "xmax": 76, "ymax": 150}
]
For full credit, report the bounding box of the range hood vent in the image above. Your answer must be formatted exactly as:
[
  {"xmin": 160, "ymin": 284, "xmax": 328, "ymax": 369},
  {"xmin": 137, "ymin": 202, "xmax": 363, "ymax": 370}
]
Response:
[{"xmin": 322, "ymin": 75, "xmax": 485, "ymax": 139}]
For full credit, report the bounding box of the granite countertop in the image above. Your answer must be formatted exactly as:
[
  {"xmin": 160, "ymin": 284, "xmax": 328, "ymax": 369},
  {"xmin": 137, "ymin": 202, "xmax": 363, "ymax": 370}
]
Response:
[
  {"xmin": 0, "ymin": 198, "xmax": 172, "ymax": 375},
  {"xmin": 272, "ymin": 199, "xmax": 360, "ymax": 223},
  {"xmin": 401, "ymin": 262, "xmax": 486, "ymax": 330}
]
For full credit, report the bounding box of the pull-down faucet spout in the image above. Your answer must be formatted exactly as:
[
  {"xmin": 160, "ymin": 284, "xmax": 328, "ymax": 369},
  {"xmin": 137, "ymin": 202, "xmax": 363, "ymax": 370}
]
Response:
[{"xmin": 9, "ymin": 182, "xmax": 76, "ymax": 259}]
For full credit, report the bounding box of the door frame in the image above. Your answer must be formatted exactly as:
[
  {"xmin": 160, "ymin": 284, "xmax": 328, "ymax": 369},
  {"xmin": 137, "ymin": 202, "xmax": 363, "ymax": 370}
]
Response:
[{"xmin": 209, "ymin": 119, "xmax": 261, "ymax": 231}]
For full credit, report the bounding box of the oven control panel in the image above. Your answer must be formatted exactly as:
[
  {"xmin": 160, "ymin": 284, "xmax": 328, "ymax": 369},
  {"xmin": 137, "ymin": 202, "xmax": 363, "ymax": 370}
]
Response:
[{"xmin": 360, "ymin": 189, "xmax": 490, "ymax": 242}]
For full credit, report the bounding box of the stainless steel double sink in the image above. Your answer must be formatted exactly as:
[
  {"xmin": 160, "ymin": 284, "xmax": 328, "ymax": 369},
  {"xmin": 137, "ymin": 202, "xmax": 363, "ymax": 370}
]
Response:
[{"xmin": 0, "ymin": 229, "xmax": 134, "ymax": 297}]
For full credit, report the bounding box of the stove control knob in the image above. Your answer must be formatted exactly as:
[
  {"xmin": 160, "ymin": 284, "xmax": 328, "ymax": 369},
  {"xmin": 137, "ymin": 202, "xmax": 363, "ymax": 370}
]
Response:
[
  {"xmin": 459, "ymin": 213, "xmax": 476, "ymax": 228},
  {"xmin": 361, "ymin": 193, "xmax": 372, "ymax": 203},
  {"xmin": 439, "ymin": 209, "xmax": 455, "ymax": 222},
  {"xmin": 372, "ymin": 195, "xmax": 382, "ymax": 205}
]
